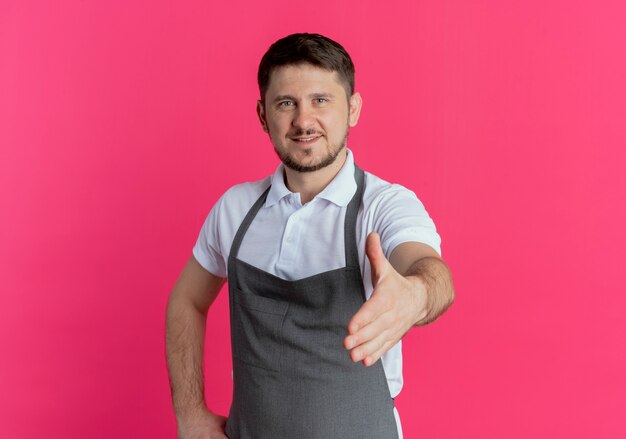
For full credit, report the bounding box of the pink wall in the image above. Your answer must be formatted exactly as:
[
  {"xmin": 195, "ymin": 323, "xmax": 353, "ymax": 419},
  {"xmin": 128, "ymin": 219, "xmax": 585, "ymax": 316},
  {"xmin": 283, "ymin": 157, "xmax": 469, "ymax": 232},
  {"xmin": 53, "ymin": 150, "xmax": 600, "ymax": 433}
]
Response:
[{"xmin": 1, "ymin": 1, "xmax": 625, "ymax": 437}]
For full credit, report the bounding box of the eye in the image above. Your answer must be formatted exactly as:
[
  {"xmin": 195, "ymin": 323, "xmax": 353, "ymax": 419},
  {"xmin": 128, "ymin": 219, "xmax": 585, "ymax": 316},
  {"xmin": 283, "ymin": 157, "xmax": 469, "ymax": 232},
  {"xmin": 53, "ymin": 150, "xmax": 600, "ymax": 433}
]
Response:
[
  {"xmin": 315, "ymin": 98, "xmax": 328, "ymax": 104},
  {"xmin": 278, "ymin": 100, "xmax": 294, "ymax": 108}
]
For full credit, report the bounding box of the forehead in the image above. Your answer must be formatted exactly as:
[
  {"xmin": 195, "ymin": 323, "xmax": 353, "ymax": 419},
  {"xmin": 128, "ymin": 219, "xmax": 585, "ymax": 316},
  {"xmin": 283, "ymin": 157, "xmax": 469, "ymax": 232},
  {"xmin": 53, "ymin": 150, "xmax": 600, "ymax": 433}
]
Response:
[{"xmin": 265, "ymin": 63, "xmax": 345, "ymax": 97}]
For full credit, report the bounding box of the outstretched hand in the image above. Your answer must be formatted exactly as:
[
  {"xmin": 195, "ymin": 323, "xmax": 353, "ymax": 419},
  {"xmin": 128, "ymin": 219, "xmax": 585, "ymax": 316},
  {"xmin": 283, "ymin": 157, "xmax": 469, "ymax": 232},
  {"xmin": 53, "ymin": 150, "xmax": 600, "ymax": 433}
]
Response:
[{"xmin": 344, "ymin": 232, "xmax": 428, "ymax": 366}]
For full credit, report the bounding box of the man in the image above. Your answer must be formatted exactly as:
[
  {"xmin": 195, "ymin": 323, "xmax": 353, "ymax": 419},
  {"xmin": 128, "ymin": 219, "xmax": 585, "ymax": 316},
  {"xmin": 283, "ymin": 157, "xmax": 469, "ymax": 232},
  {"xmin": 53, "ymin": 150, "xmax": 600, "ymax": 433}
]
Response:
[{"xmin": 166, "ymin": 33, "xmax": 454, "ymax": 439}]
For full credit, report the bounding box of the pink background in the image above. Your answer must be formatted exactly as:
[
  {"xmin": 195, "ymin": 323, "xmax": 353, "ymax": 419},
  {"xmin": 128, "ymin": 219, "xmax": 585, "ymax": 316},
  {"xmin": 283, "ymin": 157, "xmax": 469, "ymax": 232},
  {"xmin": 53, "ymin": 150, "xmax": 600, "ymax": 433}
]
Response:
[{"xmin": 1, "ymin": 1, "xmax": 625, "ymax": 437}]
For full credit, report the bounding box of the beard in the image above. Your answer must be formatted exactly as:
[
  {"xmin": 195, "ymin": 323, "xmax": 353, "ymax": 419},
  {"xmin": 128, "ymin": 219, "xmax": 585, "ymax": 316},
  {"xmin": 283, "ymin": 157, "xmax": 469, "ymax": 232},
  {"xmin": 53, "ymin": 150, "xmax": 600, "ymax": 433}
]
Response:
[{"xmin": 273, "ymin": 128, "xmax": 349, "ymax": 173}]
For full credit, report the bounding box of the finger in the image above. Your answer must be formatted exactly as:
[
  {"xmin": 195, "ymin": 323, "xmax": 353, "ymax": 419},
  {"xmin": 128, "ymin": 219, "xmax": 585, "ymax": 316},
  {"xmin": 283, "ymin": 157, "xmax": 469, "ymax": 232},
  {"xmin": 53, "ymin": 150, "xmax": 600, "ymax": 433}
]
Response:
[
  {"xmin": 364, "ymin": 333, "xmax": 404, "ymax": 367},
  {"xmin": 348, "ymin": 310, "xmax": 396, "ymax": 362},
  {"xmin": 344, "ymin": 309, "xmax": 392, "ymax": 350},
  {"xmin": 366, "ymin": 232, "xmax": 388, "ymax": 283},
  {"xmin": 347, "ymin": 292, "xmax": 388, "ymax": 334},
  {"xmin": 362, "ymin": 338, "xmax": 397, "ymax": 367},
  {"xmin": 351, "ymin": 330, "xmax": 395, "ymax": 365}
]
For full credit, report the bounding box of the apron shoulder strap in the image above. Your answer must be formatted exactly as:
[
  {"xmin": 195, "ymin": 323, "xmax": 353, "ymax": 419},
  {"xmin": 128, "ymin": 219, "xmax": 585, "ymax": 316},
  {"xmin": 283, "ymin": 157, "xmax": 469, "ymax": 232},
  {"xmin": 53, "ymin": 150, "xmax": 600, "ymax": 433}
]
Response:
[
  {"xmin": 344, "ymin": 165, "xmax": 365, "ymax": 269},
  {"xmin": 228, "ymin": 184, "xmax": 271, "ymax": 265}
]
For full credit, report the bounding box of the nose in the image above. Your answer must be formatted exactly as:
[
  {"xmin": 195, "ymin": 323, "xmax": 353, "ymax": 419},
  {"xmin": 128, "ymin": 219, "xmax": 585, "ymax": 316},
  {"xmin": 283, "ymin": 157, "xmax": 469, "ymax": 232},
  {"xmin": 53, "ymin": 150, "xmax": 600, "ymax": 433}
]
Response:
[{"xmin": 292, "ymin": 104, "xmax": 316, "ymax": 131}]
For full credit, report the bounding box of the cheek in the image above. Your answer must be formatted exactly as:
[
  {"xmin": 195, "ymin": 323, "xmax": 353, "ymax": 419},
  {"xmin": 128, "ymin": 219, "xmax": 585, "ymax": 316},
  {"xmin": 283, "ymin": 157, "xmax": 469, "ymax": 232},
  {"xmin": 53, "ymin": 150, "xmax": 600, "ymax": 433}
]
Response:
[
  {"xmin": 323, "ymin": 114, "xmax": 347, "ymax": 134},
  {"xmin": 267, "ymin": 115, "xmax": 290, "ymax": 132}
]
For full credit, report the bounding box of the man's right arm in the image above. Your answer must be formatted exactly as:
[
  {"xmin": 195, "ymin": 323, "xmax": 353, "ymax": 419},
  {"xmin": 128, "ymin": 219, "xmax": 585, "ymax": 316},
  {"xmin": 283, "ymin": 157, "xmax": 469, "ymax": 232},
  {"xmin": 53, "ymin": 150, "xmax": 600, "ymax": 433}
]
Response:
[{"xmin": 166, "ymin": 255, "xmax": 228, "ymax": 439}]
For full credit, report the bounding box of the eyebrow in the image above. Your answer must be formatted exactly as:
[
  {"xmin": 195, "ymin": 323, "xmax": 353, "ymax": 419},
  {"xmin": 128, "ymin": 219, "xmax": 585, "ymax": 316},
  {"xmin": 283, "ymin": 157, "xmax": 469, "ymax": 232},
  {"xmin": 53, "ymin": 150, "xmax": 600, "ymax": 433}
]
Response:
[
  {"xmin": 272, "ymin": 95, "xmax": 296, "ymax": 103},
  {"xmin": 271, "ymin": 93, "xmax": 335, "ymax": 103}
]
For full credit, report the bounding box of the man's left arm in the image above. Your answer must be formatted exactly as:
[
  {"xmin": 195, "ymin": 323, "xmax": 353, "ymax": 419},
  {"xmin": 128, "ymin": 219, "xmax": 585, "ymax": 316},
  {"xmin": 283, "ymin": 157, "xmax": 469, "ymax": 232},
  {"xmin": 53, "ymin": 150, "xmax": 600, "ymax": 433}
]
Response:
[{"xmin": 344, "ymin": 232, "xmax": 455, "ymax": 366}]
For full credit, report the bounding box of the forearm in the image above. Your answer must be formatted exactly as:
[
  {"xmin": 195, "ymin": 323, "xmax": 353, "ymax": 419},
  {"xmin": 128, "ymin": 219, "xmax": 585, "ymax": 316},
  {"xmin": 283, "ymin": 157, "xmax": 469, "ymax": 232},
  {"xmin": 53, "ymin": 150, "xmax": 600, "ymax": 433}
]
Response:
[
  {"xmin": 405, "ymin": 256, "xmax": 455, "ymax": 326},
  {"xmin": 165, "ymin": 296, "xmax": 209, "ymax": 422}
]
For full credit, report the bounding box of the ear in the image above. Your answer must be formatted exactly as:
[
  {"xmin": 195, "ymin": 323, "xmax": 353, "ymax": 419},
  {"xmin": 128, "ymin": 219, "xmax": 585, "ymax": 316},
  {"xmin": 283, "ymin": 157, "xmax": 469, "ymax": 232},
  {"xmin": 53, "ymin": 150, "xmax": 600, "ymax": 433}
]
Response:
[
  {"xmin": 256, "ymin": 100, "xmax": 269, "ymax": 132},
  {"xmin": 348, "ymin": 92, "xmax": 362, "ymax": 127}
]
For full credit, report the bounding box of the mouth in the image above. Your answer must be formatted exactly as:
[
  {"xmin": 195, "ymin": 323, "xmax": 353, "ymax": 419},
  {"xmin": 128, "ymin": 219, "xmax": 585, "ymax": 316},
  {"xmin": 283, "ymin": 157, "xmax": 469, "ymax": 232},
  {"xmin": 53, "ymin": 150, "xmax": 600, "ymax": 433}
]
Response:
[{"xmin": 290, "ymin": 135, "xmax": 322, "ymax": 145}]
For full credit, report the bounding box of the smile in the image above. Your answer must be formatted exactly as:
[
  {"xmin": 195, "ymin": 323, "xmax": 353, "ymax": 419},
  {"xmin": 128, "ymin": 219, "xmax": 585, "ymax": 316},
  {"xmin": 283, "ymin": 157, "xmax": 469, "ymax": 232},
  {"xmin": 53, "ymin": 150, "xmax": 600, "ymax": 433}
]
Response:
[{"xmin": 291, "ymin": 135, "xmax": 321, "ymax": 143}]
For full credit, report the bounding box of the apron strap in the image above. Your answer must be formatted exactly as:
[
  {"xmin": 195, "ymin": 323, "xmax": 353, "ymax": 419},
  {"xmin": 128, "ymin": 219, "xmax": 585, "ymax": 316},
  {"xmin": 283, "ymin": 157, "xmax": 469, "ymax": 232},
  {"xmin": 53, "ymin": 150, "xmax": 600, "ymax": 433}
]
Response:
[
  {"xmin": 228, "ymin": 185, "xmax": 271, "ymax": 266},
  {"xmin": 344, "ymin": 165, "xmax": 365, "ymax": 269}
]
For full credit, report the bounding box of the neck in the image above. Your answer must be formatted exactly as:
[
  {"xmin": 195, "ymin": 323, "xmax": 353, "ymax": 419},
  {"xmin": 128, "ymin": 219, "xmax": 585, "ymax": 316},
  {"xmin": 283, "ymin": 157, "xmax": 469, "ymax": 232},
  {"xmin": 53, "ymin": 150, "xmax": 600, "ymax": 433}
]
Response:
[{"xmin": 284, "ymin": 149, "xmax": 348, "ymax": 204}]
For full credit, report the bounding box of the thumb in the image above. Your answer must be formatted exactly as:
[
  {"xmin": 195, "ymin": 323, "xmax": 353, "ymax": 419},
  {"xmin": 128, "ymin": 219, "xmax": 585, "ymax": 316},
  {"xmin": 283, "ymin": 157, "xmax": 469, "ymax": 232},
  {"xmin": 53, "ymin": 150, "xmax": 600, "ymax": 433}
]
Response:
[{"xmin": 366, "ymin": 232, "xmax": 388, "ymax": 285}]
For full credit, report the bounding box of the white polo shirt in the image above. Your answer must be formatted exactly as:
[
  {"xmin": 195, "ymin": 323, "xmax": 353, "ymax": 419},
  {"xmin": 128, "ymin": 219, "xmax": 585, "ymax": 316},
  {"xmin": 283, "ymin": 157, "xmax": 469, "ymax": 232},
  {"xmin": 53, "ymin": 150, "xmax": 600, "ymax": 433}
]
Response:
[{"xmin": 193, "ymin": 149, "xmax": 441, "ymax": 432}]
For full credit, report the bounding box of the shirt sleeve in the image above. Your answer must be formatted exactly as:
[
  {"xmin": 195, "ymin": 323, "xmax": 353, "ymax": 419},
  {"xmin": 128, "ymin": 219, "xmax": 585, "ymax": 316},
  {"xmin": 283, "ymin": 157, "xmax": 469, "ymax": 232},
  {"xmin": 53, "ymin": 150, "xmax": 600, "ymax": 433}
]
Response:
[
  {"xmin": 192, "ymin": 195, "xmax": 228, "ymax": 278},
  {"xmin": 372, "ymin": 185, "xmax": 442, "ymax": 259}
]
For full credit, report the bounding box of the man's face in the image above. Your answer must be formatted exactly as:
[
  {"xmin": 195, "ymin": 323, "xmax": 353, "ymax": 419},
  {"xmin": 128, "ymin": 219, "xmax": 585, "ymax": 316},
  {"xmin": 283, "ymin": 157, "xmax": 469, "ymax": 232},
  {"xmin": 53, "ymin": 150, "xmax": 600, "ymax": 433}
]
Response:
[{"xmin": 257, "ymin": 63, "xmax": 362, "ymax": 173}]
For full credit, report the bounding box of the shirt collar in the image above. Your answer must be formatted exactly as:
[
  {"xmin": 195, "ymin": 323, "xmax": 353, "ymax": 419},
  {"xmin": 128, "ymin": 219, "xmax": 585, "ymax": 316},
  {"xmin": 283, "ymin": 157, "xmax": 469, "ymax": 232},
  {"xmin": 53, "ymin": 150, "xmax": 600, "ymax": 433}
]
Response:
[{"xmin": 265, "ymin": 148, "xmax": 358, "ymax": 208}]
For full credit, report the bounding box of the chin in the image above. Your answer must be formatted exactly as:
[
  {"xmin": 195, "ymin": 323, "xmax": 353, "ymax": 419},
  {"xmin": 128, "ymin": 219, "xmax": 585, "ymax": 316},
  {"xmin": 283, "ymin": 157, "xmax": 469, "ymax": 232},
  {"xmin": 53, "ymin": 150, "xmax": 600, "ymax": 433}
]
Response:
[{"xmin": 278, "ymin": 146, "xmax": 345, "ymax": 173}]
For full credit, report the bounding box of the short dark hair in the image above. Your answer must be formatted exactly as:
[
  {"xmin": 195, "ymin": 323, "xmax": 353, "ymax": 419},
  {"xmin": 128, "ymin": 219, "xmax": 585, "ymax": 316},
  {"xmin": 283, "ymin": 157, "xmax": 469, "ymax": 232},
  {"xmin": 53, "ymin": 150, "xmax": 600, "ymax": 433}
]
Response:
[{"xmin": 257, "ymin": 33, "xmax": 355, "ymax": 101}]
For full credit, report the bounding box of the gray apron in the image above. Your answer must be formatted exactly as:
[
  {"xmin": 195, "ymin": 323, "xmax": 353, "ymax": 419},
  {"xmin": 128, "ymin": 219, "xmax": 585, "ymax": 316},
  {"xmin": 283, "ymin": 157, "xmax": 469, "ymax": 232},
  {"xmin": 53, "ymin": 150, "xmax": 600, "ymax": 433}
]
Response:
[{"xmin": 225, "ymin": 165, "xmax": 399, "ymax": 439}]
